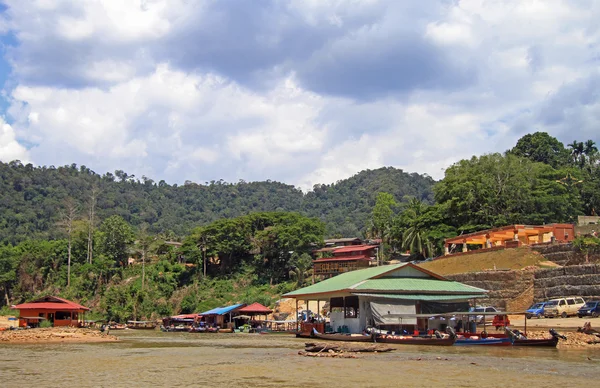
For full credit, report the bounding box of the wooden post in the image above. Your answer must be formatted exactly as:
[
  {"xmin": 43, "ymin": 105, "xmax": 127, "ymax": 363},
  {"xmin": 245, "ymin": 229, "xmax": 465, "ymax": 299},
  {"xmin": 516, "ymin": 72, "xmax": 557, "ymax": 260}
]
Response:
[
  {"xmin": 295, "ymin": 299, "xmax": 298, "ymax": 331},
  {"xmin": 317, "ymin": 300, "xmax": 321, "ymax": 321}
]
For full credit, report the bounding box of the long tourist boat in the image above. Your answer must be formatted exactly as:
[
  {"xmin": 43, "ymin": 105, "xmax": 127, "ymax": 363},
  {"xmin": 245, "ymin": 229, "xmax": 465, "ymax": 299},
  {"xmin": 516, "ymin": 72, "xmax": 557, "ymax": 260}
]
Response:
[
  {"xmin": 454, "ymin": 335, "xmax": 512, "ymax": 346},
  {"xmin": 126, "ymin": 320, "xmax": 157, "ymax": 330},
  {"xmin": 374, "ymin": 334, "xmax": 456, "ymax": 346},
  {"xmin": 506, "ymin": 328, "xmax": 563, "ymax": 347},
  {"xmin": 296, "ymin": 331, "xmax": 373, "ymax": 342}
]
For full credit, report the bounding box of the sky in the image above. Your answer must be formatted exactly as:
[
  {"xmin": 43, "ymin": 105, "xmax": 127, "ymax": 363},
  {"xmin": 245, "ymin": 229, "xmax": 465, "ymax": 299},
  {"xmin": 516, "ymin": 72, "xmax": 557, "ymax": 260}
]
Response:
[{"xmin": 0, "ymin": 0, "xmax": 599, "ymax": 191}]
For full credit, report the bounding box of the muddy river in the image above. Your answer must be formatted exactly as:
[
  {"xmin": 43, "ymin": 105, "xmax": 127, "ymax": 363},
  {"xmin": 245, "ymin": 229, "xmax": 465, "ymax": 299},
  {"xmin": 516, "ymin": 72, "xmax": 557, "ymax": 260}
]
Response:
[{"xmin": 1, "ymin": 331, "xmax": 598, "ymax": 387}]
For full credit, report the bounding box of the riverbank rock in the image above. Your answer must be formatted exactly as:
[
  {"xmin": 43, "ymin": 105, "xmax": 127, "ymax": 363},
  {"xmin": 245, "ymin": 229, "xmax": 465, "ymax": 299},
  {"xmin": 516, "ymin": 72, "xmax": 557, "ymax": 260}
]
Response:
[
  {"xmin": 525, "ymin": 330, "xmax": 600, "ymax": 348},
  {"xmin": 0, "ymin": 327, "xmax": 120, "ymax": 343}
]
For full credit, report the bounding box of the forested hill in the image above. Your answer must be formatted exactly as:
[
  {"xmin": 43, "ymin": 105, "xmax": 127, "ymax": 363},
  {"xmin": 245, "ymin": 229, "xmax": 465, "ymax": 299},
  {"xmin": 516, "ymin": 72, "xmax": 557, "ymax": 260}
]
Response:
[{"xmin": 0, "ymin": 161, "xmax": 435, "ymax": 245}]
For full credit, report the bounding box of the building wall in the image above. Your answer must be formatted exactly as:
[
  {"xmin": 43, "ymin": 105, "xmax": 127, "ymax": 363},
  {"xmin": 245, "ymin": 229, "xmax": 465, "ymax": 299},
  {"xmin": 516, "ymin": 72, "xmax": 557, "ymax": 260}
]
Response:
[
  {"xmin": 385, "ymin": 266, "xmax": 431, "ymax": 278},
  {"xmin": 329, "ymin": 311, "xmax": 361, "ymax": 333},
  {"xmin": 18, "ymin": 309, "xmax": 81, "ymax": 327}
]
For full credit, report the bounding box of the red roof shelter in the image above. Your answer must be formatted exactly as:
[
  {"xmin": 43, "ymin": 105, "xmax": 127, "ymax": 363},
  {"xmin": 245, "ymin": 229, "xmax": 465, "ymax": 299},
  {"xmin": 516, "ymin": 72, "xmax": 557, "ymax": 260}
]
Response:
[
  {"xmin": 237, "ymin": 302, "xmax": 273, "ymax": 315},
  {"xmin": 13, "ymin": 295, "xmax": 89, "ymax": 328}
]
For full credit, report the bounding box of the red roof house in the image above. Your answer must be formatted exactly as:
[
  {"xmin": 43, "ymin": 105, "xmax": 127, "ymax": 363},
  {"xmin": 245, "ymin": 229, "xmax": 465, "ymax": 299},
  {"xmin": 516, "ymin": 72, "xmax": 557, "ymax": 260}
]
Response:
[
  {"xmin": 313, "ymin": 245, "xmax": 377, "ymax": 280},
  {"xmin": 13, "ymin": 295, "xmax": 90, "ymax": 328}
]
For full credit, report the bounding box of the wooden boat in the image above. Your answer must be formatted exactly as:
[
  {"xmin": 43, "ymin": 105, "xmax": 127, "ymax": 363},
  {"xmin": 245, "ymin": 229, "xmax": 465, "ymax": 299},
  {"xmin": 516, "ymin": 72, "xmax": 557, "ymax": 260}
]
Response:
[
  {"xmin": 512, "ymin": 336, "xmax": 559, "ymax": 347},
  {"xmin": 108, "ymin": 323, "xmax": 127, "ymax": 330},
  {"xmin": 126, "ymin": 320, "xmax": 157, "ymax": 330},
  {"xmin": 506, "ymin": 328, "xmax": 563, "ymax": 347},
  {"xmin": 454, "ymin": 336, "xmax": 512, "ymax": 346},
  {"xmin": 296, "ymin": 330, "xmax": 373, "ymax": 342},
  {"xmin": 375, "ymin": 334, "xmax": 456, "ymax": 346}
]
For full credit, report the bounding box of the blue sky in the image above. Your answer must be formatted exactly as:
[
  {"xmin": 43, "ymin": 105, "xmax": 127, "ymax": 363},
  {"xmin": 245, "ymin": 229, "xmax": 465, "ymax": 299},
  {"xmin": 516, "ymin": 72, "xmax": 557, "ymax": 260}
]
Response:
[{"xmin": 0, "ymin": 0, "xmax": 599, "ymax": 190}]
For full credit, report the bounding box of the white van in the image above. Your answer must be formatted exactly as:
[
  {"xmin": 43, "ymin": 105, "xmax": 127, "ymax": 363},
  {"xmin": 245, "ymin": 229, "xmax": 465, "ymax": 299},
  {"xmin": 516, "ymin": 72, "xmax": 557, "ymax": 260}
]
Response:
[{"xmin": 543, "ymin": 297, "xmax": 586, "ymax": 318}]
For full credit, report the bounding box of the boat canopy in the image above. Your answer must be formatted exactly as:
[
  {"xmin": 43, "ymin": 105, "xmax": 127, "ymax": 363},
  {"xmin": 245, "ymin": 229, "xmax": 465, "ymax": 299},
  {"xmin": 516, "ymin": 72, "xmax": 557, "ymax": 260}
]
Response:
[{"xmin": 369, "ymin": 301, "xmax": 417, "ymax": 325}]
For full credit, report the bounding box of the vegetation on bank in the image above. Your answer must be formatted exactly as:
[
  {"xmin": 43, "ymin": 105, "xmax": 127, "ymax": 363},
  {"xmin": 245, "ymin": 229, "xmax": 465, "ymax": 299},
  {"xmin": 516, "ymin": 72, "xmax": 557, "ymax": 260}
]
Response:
[{"xmin": 0, "ymin": 131, "xmax": 599, "ymax": 321}]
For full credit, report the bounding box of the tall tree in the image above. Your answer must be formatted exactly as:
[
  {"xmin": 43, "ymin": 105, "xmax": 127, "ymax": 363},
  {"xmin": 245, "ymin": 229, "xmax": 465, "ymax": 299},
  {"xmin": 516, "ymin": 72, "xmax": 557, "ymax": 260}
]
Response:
[
  {"xmin": 370, "ymin": 192, "xmax": 398, "ymax": 264},
  {"xmin": 510, "ymin": 132, "xmax": 570, "ymax": 168},
  {"xmin": 435, "ymin": 153, "xmax": 580, "ymax": 230},
  {"xmin": 87, "ymin": 186, "xmax": 99, "ymax": 264},
  {"xmin": 99, "ymin": 215, "xmax": 135, "ymax": 267},
  {"xmin": 57, "ymin": 197, "xmax": 79, "ymax": 287}
]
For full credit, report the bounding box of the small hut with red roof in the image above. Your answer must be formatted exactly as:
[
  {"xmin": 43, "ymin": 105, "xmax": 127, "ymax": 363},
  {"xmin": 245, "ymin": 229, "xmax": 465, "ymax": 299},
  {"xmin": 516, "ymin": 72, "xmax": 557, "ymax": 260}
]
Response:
[
  {"xmin": 12, "ymin": 295, "xmax": 89, "ymax": 328},
  {"xmin": 237, "ymin": 302, "xmax": 273, "ymax": 321}
]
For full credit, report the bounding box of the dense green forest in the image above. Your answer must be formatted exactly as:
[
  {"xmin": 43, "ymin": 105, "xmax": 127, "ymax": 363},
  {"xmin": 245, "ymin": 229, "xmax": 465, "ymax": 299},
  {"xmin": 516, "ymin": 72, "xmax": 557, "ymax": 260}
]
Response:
[
  {"xmin": 0, "ymin": 163, "xmax": 434, "ymax": 245},
  {"xmin": 1, "ymin": 132, "xmax": 599, "ymax": 321}
]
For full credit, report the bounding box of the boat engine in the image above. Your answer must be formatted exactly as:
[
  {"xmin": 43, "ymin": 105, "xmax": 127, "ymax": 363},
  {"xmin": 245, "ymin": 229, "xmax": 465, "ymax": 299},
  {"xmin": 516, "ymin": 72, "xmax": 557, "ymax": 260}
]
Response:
[{"xmin": 549, "ymin": 328, "xmax": 567, "ymax": 340}]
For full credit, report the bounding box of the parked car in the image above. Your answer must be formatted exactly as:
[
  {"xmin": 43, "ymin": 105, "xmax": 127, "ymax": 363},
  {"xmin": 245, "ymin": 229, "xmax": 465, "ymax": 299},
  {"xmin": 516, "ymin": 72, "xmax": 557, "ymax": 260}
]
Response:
[
  {"xmin": 469, "ymin": 306, "xmax": 500, "ymax": 324},
  {"xmin": 578, "ymin": 300, "xmax": 600, "ymax": 318},
  {"xmin": 543, "ymin": 297, "xmax": 586, "ymax": 318},
  {"xmin": 525, "ymin": 302, "xmax": 548, "ymax": 319}
]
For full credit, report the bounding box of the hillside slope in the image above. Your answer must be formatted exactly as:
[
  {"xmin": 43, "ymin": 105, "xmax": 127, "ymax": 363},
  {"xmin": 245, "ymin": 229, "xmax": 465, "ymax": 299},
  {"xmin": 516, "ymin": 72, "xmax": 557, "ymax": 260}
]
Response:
[{"xmin": 0, "ymin": 162, "xmax": 435, "ymax": 244}]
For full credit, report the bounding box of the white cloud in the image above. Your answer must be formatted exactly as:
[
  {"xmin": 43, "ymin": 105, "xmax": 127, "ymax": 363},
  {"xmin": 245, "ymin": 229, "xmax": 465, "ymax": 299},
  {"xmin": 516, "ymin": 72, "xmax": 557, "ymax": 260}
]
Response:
[
  {"xmin": 1, "ymin": 0, "xmax": 599, "ymax": 190},
  {"xmin": 0, "ymin": 118, "xmax": 29, "ymax": 162}
]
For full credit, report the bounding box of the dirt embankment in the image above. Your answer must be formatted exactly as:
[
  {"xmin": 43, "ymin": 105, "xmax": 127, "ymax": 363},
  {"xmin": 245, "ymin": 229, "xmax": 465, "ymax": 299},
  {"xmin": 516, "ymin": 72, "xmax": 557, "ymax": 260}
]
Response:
[
  {"xmin": 421, "ymin": 248, "xmax": 545, "ymax": 275},
  {"xmin": 524, "ymin": 330, "xmax": 600, "ymax": 348},
  {"xmin": 0, "ymin": 327, "xmax": 120, "ymax": 344}
]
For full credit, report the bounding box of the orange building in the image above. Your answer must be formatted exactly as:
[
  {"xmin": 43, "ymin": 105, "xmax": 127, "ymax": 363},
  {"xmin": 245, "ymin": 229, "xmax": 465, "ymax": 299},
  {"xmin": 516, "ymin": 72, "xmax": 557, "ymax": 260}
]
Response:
[
  {"xmin": 443, "ymin": 224, "xmax": 575, "ymax": 256},
  {"xmin": 13, "ymin": 295, "xmax": 90, "ymax": 328}
]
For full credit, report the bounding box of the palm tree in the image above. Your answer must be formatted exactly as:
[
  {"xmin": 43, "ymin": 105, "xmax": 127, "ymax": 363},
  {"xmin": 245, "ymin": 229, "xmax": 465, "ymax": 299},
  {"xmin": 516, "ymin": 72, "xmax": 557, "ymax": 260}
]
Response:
[
  {"xmin": 401, "ymin": 198, "xmax": 436, "ymax": 258},
  {"xmin": 289, "ymin": 253, "xmax": 313, "ymax": 286},
  {"xmin": 584, "ymin": 139, "xmax": 598, "ymax": 156},
  {"xmin": 568, "ymin": 140, "xmax": 584, "ymax": 166}
]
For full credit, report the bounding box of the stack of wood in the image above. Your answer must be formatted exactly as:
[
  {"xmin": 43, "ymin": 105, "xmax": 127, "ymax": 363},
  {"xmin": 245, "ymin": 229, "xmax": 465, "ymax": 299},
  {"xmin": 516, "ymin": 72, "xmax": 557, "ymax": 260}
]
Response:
[{"xmin": 298, "ymin": 342, "xmax": 394, "ymax": 358}]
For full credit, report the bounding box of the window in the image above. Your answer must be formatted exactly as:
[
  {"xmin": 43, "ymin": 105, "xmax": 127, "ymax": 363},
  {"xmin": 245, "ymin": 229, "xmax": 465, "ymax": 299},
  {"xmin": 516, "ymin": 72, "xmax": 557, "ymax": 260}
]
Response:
[
  {"xmin": 567, "ymin": 299, "xmax": 575, "ymax": 305},
  {"xmin": 55, "ymin": 311, "xmax": 72, "ymax": 320},
  {"xmin": 559, "ymin": 300, "xmax": 566, "ymax": 306},
  {"xmin": 576, "ymin": 298, "xmax": 584, "ymax": 304}
]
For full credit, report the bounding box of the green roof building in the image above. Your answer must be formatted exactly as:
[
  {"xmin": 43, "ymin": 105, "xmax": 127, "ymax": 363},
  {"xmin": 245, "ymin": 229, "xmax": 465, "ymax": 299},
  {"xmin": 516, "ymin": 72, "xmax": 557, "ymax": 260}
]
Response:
[{"xmin": 283, "ymin": 263, "xmax": 487, "ymax": 334}]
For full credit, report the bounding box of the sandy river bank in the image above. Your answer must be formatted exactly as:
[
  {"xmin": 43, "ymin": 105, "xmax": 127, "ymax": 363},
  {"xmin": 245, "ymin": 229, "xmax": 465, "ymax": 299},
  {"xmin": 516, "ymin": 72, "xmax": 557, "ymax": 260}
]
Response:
[{"xmin": 0, "ymin": 327, "xmax": 119, "ymax": 343}]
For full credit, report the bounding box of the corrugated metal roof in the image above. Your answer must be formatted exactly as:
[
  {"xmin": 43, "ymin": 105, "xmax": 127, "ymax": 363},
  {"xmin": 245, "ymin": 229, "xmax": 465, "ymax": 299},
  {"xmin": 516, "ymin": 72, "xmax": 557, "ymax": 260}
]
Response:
[
  {"xmin": 333, "ymin": 245, "xmax": 377, "ymax": 253},
  {"xmin": 200, "ymin": 303, "xmax": 245, "ymax": 316},
  {"xmin": 351, "ymin": 278, "xmax": 486, "ymax": 294},
  {"xmin": 283, "ymin": 264, "xmax": 408, "ymax": 297},
  {"xmin": 313, "ymin": 255, "xmax": 371, "ymax": 262},
  {"xmin": 13, "ymin": 296, "xmax": 89, "ymax": 311},
  {"xmin": 351, "ymin": 293, "xmax": 487, "ymax": 300}
]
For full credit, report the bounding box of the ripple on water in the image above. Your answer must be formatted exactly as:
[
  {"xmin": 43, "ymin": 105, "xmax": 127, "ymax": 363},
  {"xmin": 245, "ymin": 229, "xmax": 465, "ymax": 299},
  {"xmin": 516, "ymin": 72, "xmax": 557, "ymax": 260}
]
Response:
[{"xmin": 0, "ymin": 331, "xmax": 598, "ymax": 387}]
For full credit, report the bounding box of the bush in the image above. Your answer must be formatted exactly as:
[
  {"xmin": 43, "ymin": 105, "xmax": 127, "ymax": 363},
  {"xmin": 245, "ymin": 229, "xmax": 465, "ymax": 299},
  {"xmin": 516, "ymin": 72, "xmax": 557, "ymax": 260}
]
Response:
[{"xmin": 40, "ymin": 320, "xmax": 53, "ymax": 328}]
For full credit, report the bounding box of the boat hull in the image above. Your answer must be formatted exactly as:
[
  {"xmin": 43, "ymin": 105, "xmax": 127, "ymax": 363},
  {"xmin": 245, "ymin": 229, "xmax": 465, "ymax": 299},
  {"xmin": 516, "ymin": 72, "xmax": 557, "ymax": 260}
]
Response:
[
  {"xmin": 455, "ymin": 337, "xmax": 512, "ymax": 346},
  {"xmin": 376, "ymin": 336, "xmax": 456, "ymax": 346},
  {"xmin": 296, "ymin": 332, "xmax": 373, "ymax": 342},
  {"xmin": 512, "ymin": 337, "xmax": 559, "ymax": 347}
]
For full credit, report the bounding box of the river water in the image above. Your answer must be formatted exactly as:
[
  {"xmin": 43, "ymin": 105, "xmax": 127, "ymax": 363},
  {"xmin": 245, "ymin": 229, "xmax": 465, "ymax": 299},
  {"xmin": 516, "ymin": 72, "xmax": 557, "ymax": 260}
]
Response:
[{"xmin": 1, "ymin": 330, "xmax": 598, "ymax": 387}]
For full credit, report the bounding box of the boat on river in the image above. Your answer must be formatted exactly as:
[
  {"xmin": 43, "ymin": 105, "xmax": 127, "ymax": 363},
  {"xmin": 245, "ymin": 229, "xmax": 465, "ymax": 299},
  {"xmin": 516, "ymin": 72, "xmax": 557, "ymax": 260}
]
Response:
[
  {"xmin": 374, "ymin": 334, "xmax": 456, "ymax": 346},
  {"xmin": 127, "ymin": 320, "xmax": 157, "ymax": 330},
  {"xmin": 506, "ymin": 328, "xmax": 564, "ymax": 347},
  {"xmin": 454, "ymin": 335, "xmax": 512, "ymax": 346},
  {"xmin": 296, "ymin": 330, "xmax": 373, "ymax": 342}
]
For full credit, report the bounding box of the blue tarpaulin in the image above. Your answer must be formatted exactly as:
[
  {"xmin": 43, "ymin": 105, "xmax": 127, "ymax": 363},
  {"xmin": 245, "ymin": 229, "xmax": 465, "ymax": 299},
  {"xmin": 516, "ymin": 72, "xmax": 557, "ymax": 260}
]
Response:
[{"xmin": 200, "ymin": 303, "xmax": 245, "ymax": 316}]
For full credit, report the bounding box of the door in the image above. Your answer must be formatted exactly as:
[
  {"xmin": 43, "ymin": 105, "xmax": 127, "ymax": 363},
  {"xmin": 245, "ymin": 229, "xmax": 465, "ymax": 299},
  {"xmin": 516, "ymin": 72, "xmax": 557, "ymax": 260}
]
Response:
[{"xmin": 47, "ymin": 313, "xmax": 55, "ymax": 325}]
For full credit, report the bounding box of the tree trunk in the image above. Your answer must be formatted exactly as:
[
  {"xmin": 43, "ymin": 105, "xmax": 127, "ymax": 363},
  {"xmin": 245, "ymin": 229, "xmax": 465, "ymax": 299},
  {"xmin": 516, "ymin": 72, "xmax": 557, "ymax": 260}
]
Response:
[
  {"xmin": 4, "ymin": 286, "xmax": 10, "ymax": 306},
  {"xmin": 67, "ymin": 235, "xmax": 72, "ymax": 287},
  {"xmin": 142, "ymin": 248, "xmax": 146, "ymax": 290}
]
